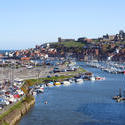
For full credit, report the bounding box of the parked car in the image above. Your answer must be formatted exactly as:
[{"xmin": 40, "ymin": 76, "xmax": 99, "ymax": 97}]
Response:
[
  {"xmin": 49, "ymin": 71, "xmax": 54, "ymax": 74},
  {"xmin": 53, "ymin": 67, "xmax": 60, "ymax": 73}
]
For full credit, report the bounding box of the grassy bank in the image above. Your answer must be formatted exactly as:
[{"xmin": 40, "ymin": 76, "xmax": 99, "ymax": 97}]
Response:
[
  {"xmin": 0, "ymin": 95, "xmax": 34, "ymax": 125},
  {"xmin": 52, "ymin": 41, "xmax": 85, "ymax": 48},
  {"xmin": 21, "ymin": 67, "xmax": 87, "ymax": 94}
]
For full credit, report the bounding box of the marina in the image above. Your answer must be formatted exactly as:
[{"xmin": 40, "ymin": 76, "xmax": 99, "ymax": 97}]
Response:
[
  {"xmin": 86, "ymin": 61, "xmax": 125, "ymax": 74},
  {"xmin": 18, "ymin": 62, "xmax": 125, "ymax": 125},
  {"xmin": 1, "ymin": 59, "xmax": 103, "ymax": 113}
]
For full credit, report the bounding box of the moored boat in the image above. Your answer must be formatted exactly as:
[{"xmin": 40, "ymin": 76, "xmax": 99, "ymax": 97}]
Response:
[
  {"xmin": 46, "ymin": 82, "xmax": 54, "ymax": 87},
  {"xmin": 62, "ymin": 81, "xmax": 70, "ymax": 86},
  {"xmin": 95, "ymin": 76, "xmax": 105, "ymax": 80},
  {"xmin": 54, "ymin": 82, "xmax": 61, "ymax": 86},
  {"xmin": 75, "ymin": 78, "xmax": 83, "ymax": 83},
  {"xmin": 35, "ymin": 84, "xmax": 44, "ymax": 93},
  {"xmin": 90, "ymin": 76, "xmax": 96, "ymax": 81}
]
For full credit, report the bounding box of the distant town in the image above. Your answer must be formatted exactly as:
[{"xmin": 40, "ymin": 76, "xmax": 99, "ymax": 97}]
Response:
[{"xmin": 0, "ymin": 30, "xmax": 125, "ymax": 63}]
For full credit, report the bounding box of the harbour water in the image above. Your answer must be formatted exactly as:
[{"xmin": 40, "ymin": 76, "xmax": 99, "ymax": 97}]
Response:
[{"xmin": 18, "ymin": 62, "xmax": 125, "ymax": 125}]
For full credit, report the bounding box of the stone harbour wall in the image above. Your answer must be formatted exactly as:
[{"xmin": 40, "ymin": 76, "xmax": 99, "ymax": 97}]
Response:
[{"xmin": 0, "ymin": 97, "xmax": 35, "ymax": 125}]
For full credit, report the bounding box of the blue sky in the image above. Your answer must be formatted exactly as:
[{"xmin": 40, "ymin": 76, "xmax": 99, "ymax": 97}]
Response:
[{"xmin": 0, "ymin": 0, "xmax": 125, "ymax": 50}]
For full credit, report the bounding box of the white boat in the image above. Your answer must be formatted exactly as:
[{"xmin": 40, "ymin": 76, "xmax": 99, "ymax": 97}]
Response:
[
  {"xmin": 62, "ymin": 81, "xmax": 70, "ymax": 86},
  {"xmin": 69, "ymin": 79, "xmax": 74, "ymax": 83},
  {"xmin": 90, "ymin": 76, "xmax": 95, "ymax": 81},
  {"xmin": 35, "ymin": 85, "xmax": 44, "ymax": 93},
  {"xmin": 76, "ymin": 78, "xmax": 83, "ymax": 83},
  {"xmin": 36, "ymin": 88, "xmax": 44, "ymax": 93}
]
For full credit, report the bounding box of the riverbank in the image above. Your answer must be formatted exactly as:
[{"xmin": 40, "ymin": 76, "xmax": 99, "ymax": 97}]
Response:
[
  {"xmin": 0, "ymin": 95, "xmax": 35, "ymax": 125},
  {"xmin": 21, "ymin": 67, "xmax": 87, "ymax": 93},
  {"xmin": 19, "ymin": 62, "xmax": 125, "ymax": 125},
  {"xmin": 0, "ymin": 66, "xmax": 87, "ymax": 125}
]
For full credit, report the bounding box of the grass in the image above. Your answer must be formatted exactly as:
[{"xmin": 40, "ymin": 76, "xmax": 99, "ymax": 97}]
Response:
[
  {"xmin": 0, "ymin": 100, "xmax": 22, "ymax": 120},
  {"xmin": 53, "ymin": 41, "xmax": 85, "ymax": 48},
  {"xmin": 22, "ymin": 75, "xmax": 73, "ymax": 88},
  {"xmin": 41, "ymin": 75, "xmax": 74, "ymax": 83},
  {"xmin": 20, "ymin": 67, "xmax": 87, "ymax": 95},
  {"xmin": 78, "ymin": 67, "xmax": 87, "ymax": 73},
  {"xmin": 21, "ymin": 67, "xmax": 87, "ymax": 91},
  {"xmin": 1, "ymin": 122, "xmax": 9, "ymax": 125},
  {"xmin": 0, "ymin": 121, "xmax": 9, "ymax": 125}
]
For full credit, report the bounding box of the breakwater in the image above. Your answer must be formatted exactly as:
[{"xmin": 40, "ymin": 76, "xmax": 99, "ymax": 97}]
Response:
[{"xmin": 0, "ymin": 96, "xmax": 35, "ymax": 125}]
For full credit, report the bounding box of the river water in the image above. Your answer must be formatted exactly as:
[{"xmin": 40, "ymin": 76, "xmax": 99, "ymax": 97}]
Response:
[{"xmin": 18, "ymin": 62, "xmax": 125, "ymax": 125}]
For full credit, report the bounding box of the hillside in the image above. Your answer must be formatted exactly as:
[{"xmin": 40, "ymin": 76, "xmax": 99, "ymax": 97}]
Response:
[{"xmin": 51, "ymin": 41, "xmax": 85, "ymax": 48}]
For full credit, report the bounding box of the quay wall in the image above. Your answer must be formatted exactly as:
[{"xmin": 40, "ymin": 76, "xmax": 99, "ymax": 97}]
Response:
[{"xmin": 0, "ymin": 96, "xmax": 35, "ymax": 125}]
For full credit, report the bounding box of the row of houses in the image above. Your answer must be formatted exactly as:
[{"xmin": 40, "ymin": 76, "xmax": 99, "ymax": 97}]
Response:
[
  {"xmin": 2, "ymin": 44, "xmax": 57, "ymax": 61},
  {"xmin": 0, "ymin": 30, "xmax": 125, "ymax": 62}
]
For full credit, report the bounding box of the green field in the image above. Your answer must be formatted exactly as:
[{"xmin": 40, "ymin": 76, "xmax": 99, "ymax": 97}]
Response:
[{"xmin": 52, "ymin": 41, "xmax": 85, "ymax": 48}]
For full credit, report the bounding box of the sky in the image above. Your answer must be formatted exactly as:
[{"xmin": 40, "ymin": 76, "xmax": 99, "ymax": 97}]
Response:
[{"xmin": 0, "ymin": 0, "xmax": 125, "ymax": 50}]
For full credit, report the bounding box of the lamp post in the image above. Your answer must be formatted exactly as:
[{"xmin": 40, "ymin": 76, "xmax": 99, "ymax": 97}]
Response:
[{"xmin": 36, "ymin": 69, "xmax": 41, "ymax": 85}]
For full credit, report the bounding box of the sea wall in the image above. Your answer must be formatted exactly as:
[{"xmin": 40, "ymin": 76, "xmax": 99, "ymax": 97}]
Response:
[{"xmin": 0, "ymin": 96, "xmax": 35, "ymax": 125}]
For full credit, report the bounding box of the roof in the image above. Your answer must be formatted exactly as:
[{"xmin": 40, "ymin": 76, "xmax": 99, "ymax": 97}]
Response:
[{"xmin": 21, "ymin": 57, "xmax": 31, "ymax": 60}]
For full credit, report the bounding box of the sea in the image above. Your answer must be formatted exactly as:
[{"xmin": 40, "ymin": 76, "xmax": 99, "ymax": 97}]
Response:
[
  {"xmin": 18, "ymin": 62, "xmax": 125, "ymax": 125},
  {"xmin": 0, "ymin": 50, "xmax": 14, "ymax": 54}
]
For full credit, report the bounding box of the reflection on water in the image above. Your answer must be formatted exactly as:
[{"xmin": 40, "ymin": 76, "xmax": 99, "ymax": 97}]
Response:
[{"xmin": 18, "ymin": 63, "xmax": 125, "ymax": 125}]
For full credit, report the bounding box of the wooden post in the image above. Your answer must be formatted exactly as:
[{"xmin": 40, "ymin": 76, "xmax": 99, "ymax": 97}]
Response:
[{"xmin": 119, "ymin": 88, "xmax": 122, "ymax": 97}]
